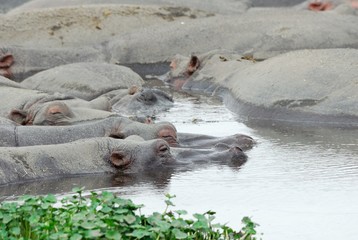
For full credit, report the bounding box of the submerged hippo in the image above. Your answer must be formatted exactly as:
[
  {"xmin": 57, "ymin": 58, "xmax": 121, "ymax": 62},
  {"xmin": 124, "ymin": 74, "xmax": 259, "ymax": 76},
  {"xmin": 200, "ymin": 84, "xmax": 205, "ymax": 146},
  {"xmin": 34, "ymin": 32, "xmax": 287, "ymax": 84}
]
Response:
[{"xmin": 0, "ymin": 136, "xmax": 247, "ymax": 186}]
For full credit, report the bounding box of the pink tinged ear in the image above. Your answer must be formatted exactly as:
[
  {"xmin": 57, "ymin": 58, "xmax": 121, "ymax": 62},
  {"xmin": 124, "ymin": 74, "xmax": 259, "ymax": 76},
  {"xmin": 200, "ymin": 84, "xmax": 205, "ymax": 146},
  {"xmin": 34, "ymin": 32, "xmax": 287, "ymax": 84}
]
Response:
[
  {"xmin": 0, "ymin": 54, "xmax": 14, "ymax": 68},
  {"xmin": 110, "ymin": 151, "xmax": 131, "ymax": 168},
  {"xmin": 187, "ymin": 55, "xmax": 200, "ymax": 75},
  {"xmin": 128, "ymin": 85, "xmax": 139, "ymax": 95},
  {"xmin": 9, "ymin": 109, "xmax": 29, "ymax": 125}
]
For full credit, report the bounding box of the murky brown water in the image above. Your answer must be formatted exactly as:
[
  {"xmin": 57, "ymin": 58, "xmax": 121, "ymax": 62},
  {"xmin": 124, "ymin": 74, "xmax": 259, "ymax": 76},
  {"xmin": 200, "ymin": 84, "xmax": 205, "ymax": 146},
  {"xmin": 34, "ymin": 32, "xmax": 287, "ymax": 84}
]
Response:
[{"xmin": 1, "ymin": 80, "xmax": 357, "ymax": 240}]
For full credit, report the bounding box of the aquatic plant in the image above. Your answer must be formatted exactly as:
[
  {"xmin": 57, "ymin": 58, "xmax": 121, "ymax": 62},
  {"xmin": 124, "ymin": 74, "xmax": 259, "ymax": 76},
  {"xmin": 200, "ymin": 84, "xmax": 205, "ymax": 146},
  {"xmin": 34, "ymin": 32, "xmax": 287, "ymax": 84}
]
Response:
[{"xmin": 0, "ymin": 187, "xmax": 259, "ymax": 239}]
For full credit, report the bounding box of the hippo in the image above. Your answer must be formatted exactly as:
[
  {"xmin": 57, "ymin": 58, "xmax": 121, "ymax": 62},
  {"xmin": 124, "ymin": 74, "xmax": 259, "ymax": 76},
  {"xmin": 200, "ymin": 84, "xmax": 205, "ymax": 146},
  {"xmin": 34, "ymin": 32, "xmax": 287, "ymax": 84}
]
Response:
[
  {"xmin": 0, "ymin": 46, "xmax": 106, "ymax": 81},
  {"xmin": 0, "ymin": 136, "xmax": 247, "ymax": 186},
  {"xmin": 111, "ymin": 88, "xmax": 174, "ymax": 117},
  {"xmin": 0, "ymin": 116, "xmax": 178, "ymax": 147},
  {"xmin": 0, "ymin": 76, "xmax": 113, "ymax": 125},
  {"xmin": 19, "ymin": 62, "xmax": 174, "ymax": 117},
  {"xmin": 0, "ymin": 115, "xmax": 255, "ymax": 151},
  {"xmin": 20, "ymin": 62, "xmax": 144, "ymax": 101},
  {"xmin": 165, "ymin": 49, "xmax": 358, "ymax": 127}
]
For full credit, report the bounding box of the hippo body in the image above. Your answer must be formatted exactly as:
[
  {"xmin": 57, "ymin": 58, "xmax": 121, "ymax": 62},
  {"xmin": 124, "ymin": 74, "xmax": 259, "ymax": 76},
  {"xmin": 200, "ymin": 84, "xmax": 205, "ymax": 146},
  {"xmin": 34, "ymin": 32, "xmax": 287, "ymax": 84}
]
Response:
[
  {"xmin": 21, "ymin": 62, "xmax": 144, "ymax": 101},
  {"xmin": 0, "ymin": 77, "xmax": 113, "ymax": 125},
  {"xmin": 0, "ymin": 137, "xmax": 172, "ymax": 185},
  {"xmin": 0, "ymin": 116, "xmax": 178, "ymax": 147},
  {"xmin": 0, "ymin": 136, "xmax": 247, "ymax": 186},
  {"xmin": 0, "ymin": 46, "xmax": 106, "ymax": 82},
  {"xmin": 167, "ymin": 49, "xmax": 358, "ymax": 127}
]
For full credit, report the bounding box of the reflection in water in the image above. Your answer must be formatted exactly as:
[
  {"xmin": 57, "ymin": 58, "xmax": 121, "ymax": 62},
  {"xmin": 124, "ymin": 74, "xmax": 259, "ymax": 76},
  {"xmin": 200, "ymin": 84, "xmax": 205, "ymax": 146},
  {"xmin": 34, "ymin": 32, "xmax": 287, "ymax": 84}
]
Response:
[{"xmin": 0, "ymin": 86, "xmax": 357, "ymax": 240}]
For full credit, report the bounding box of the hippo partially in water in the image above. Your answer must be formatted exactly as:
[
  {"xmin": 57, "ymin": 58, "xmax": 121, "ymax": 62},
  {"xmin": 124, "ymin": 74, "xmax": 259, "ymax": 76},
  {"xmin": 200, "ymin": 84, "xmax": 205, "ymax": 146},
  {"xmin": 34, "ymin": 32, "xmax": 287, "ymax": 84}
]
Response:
[
  {"xmin": 0, "ymin": 136, "xmax": 247, "ymax": 186},
  {"xmin": 165, "ymin": 49, "xmax": 358, "ymax": 127},
  {"xmin": 0, "ymin": 115, "xmax": 255, "ymax": 152},
  {"xmin": 0, "ymin": 77, "xmax": 113, "ymax": 125}
]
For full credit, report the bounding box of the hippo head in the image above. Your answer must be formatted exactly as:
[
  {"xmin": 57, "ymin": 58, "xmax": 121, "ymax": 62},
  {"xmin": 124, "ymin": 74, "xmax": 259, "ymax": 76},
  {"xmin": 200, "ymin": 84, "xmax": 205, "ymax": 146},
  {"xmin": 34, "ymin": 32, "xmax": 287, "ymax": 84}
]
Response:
[
  {"xmin": 112, "ymin": 88, "xmax": 174, "ymax": 117},
  {"xmin": 10, "ymin": 101, "xmax": 74, "ymax": 125},
  {"xmin": 110, "ymin": 139, "xmax": 174, "ymax": 172},
  {"xmin": 156, "ymin": 123, "xmax": 178, "ymax": 147},
  {"xmin": 166, "ymin": 54, "xmax": 200, "ymax": 89}
]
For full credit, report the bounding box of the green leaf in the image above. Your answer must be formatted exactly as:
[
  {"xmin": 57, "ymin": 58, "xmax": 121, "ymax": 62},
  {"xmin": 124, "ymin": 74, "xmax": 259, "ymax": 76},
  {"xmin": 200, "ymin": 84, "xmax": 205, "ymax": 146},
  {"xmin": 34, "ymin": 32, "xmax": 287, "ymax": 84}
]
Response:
[
  {"xmin": 100, "ymin": 206, "xmax": 112, "ymax": 214},
  {"xmin": 165, "ymin": 199, "xmax": 175, "ymax": 207},
  {"xmin": 106, "ymin": 230, "xmax": 122, "ymax": 240},
  {"xmin": 80, "ymin": 222, "xmax": 97, "ymax": 230},
  {"xmin": 127, "ymin": 229, "xmax": 151, "ymax": 239},
  {"xmin": 10, "ymin": 227, "xmax": 20, "ymax": 236},
  {"xmin": 124, "ymin": 214, "xmax": 136, "ymax": 224},
  {"xmin": 69, "ymin": 234, "xmax": 83, "ymax": 240},
  {"xmin": 171, "ymin": 219, "xmax": 189, "ymax": 228},
  {"xmin": 101, "ymin": 191, "xmax": 115, "ymax": 202},
  {"xmin": 43, "ymin": 194, "xmax": 57, "ymax": 203},
  {"xmin": 2, "ymin": 214, "xmax": 12, "ymax": 224},
  {"xmin": 84, "ymin": 229, "xmax": 103, "ymax": 238},
  {"xmin": 175, "ymin": 210, "xmax": 188, "ymax": 215},
  {"xmin": 172, "ymin": 229, "xmax": 188, "ymax": 239},
  {"xmin": 72, "ymin": 187, "xmax": 85, "ymax": 193}
]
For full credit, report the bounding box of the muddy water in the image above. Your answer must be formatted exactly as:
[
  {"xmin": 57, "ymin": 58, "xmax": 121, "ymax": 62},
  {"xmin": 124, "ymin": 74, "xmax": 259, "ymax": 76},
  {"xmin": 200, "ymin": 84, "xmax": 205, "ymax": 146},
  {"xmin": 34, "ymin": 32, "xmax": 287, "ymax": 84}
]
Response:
[{"xmin": 1, "ymin": 80, "xmax": 358, "ymax": 240}]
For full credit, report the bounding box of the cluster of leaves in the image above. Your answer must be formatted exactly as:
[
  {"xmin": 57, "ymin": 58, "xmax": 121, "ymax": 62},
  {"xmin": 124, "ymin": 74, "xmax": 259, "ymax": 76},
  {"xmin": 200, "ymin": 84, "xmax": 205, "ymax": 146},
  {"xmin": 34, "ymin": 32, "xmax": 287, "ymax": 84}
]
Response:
[{"xmin": 0, "ymin": 187, "xmax": 259, "ymax": 239}]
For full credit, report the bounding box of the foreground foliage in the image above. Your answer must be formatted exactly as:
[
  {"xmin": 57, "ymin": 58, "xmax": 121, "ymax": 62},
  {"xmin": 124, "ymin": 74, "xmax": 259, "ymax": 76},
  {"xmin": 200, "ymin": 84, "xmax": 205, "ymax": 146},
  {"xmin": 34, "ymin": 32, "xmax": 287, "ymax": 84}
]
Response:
[{"xmin": 0, "ymin": 187, "xmax": 259, "ymax": 239}]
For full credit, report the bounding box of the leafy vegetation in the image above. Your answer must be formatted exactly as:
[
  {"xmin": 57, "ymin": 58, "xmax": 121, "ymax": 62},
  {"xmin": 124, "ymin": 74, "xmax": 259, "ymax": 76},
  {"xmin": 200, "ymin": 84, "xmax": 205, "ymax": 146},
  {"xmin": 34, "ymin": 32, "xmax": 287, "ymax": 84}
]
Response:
[{"xmin": 0, "ymin": 187, "xmax": 260, "ymax": 239}]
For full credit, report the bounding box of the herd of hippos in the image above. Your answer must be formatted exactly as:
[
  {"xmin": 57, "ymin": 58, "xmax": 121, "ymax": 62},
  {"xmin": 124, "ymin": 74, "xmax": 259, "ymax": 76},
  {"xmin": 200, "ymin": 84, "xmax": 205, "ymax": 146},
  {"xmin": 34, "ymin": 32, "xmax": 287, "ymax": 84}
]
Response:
[{"xmin": 0, "ymin": 0, "xmax": 357, "ymax": 186}]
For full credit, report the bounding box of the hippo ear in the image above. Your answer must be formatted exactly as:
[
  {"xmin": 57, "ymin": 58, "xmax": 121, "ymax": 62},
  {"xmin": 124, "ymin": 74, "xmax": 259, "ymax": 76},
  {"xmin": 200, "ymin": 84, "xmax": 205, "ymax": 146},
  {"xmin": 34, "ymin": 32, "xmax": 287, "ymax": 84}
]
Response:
[
  {"xmin": 110, "ymin": 151, "xmax": 131, "ymax": 168},
  {"xmin": 128, "ymin": 85, "xmax": 139, "ymax": 95},
  {"xmin": 9, "ymin": 109, "xmax": 28, "ymax": 125},
  {"xmin": 0, "ymin": 54, "xmax": 14, "ymax": 68},
  {"xmin": 187, "ymin": 55, "xmax": 200, "ymax": 75}
]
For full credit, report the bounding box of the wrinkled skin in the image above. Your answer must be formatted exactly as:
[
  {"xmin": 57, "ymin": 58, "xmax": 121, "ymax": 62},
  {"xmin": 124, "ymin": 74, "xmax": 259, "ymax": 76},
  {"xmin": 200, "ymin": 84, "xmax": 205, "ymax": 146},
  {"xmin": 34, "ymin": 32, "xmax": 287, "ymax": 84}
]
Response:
[
  {"xmin": 0, "ymin": 135, "xmax": 248, "ymax": 186},
  {"xmin": 0, "ymin": 137, "xmax": 173, "ymax": 185},
  {"xmin": 112, "ymin": 88, "xmax": 174, "ymax": 117},
  {"xmin": 0, "ymin": 116, "xmax": 178, "ymax": 147}
]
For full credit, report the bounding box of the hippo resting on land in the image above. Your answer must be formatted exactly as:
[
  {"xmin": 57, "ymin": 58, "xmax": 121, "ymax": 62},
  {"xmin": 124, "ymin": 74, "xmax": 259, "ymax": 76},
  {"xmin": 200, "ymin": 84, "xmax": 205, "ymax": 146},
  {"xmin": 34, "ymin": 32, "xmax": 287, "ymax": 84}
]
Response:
[
  {"xmin": 0, "ymin": 46, "xmax": 106, "ymax": 82},
  {"xmin": 0, "ymin": 136, "xmax": 247, "ymax": 186},
  {"xmin": 167, "ymin": 48, "xmax": 358, "ymax": 127}
]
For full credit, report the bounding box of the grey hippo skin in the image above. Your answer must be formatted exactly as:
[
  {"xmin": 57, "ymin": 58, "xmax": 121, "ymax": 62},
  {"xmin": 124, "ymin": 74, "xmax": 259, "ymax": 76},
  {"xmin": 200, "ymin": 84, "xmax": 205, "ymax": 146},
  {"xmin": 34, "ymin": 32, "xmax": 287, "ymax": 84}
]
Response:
[
  {"xmin": 0, "ymin": 137, "xmax": 172, "ymax": 185},
  {"xmin": 0, "ymin": 137, "xmax": 247, "ymax": 186},
  {"xmin": 166, "ymin": 49, "xmax": 358, "ymax": 127},
  {"xmin": 0, "ymin": 115, "xmax": 255, "ymax": 151},
  {"xmin": 0, "ymin": 116, "xmax": 178, "ymax": 147},
  {"xmin": 111, "ymin": 88, "xmax": 173, "ymax": 117},
  {"xmin": 0, "ymin": 46, "xmax": 106, "ymax": 82},
  {"xmin": 0, "ymin": 76, "xmax": 113, "ymax": 125},
  {"xmin": 20, "ymin": 62, "xmax": 144, "ymax": 101}
]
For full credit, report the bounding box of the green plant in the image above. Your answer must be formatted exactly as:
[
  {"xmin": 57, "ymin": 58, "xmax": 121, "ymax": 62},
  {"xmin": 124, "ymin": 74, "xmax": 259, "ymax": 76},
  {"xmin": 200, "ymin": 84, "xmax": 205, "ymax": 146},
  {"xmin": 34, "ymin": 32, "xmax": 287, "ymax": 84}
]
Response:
[{"xmin": 0, "ymin": 188, "xmax": 260, "ymax": 239}]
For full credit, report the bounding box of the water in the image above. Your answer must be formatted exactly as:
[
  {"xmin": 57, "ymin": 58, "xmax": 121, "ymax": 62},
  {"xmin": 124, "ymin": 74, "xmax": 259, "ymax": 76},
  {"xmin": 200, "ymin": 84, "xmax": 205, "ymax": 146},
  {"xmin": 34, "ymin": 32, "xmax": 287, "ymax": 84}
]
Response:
[{"xmin": 1, "ymin": 81, "xmax": 357, "ymax": 240}]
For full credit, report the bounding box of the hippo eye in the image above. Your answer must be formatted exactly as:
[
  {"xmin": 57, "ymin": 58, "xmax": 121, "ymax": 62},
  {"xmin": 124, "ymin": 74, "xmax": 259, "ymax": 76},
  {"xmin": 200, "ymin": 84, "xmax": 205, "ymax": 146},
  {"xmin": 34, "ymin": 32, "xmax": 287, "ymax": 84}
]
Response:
[{"xmin": 159, "ymin": 144, "xmax": 169, "ymax": 153}]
